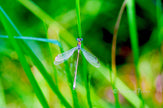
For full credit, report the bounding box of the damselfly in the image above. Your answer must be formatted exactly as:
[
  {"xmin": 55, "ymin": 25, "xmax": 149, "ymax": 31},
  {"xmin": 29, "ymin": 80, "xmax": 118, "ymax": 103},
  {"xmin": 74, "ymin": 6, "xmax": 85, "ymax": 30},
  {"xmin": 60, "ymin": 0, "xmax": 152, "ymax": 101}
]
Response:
[{"xmin": 54, "ymin": 38, "xmax": 100, "ymax": 89}]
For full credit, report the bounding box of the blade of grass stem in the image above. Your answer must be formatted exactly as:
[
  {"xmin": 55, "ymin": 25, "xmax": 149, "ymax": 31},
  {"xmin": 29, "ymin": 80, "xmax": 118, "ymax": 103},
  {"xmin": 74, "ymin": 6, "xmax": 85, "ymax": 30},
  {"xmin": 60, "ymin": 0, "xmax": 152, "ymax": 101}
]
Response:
[
  {"xmin": 111, "ymin": 0, "xmax": 127, "ymax": 107},
  {"xmin": 75, "ymin": 0, "xmax": 92, "ymax": 107},
  {"xmin": 126, "ymin": 0, "xmax": 144, "ymax": 107},
  {"xmin": 0, "ymin": 6, "xmax": 71, "ymax": 108},
  {"xmin": 76, "ymin": 0, "xmax": 82, "ymax": 38},
  {"xmin": 17, "ymin": 0, "xmax": 149, "ymax": 107},
  {"xmin": 0, "ymin": 7, "xmax": 49, "ymax": 108},
  {"xmin": 0, "ymin": 35, "xmax": 60, "ymax": 46}
]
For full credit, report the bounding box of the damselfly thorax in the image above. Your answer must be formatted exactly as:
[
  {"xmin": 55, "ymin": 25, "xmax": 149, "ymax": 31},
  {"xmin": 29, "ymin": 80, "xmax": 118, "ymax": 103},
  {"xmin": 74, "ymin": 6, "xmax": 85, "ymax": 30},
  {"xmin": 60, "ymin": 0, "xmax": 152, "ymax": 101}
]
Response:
[{"xmin": 77, "ymin": 38, "xmax": 82, "ymax": 50}]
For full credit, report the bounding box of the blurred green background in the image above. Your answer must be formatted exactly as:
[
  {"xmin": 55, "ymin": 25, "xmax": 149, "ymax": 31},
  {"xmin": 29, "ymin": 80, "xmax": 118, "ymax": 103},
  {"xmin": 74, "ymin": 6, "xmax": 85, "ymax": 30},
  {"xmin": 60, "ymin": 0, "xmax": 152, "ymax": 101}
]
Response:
[{"xmin": 0, "ymin": 0, "xmax": 163, "ymax": 107}]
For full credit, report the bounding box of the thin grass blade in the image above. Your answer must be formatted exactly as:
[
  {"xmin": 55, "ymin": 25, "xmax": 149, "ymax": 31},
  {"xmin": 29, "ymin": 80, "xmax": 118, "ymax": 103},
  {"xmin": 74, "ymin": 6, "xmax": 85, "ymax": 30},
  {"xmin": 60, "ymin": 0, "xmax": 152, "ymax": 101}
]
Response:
[
  {"xmin": 0, "ymin": 6, "xmax": 71, "ymax": 108},
  {"xmin": 75, "ymin": 0, "xmax": 93, "ymax": 106},
  {"xmin": 0, "ymin": 6, "xmax": 49, "ymax": 108},
  {"xmin": 0, "ymin": 35, "xmax": 60, "ymax": 46},
  {"xmin": 126, "ymin": 0, "xmax": 144, "ymax": 107}
]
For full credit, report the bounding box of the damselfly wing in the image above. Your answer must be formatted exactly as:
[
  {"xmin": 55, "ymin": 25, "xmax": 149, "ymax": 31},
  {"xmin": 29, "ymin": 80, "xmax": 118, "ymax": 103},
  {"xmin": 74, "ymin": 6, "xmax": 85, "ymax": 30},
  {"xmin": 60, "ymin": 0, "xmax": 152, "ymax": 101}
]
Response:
[
  {"xmin": 54, "ymin": 47, "xmax": 78, "ymax": 65},
  {"xmin": 81, "ymin": 48, "xmax": 100, "ymax": 67}
]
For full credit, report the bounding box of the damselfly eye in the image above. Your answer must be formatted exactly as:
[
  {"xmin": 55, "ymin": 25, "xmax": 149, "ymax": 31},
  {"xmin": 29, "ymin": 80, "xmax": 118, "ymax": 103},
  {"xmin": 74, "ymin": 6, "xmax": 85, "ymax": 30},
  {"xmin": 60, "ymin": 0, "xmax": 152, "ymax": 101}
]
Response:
[
  {"xmin": 76, "ymin": 38, "xmax": 79, "ymax": 41},
  {"xmin": 76, "ymin": 38, "xmax": 83, "ymax": 41}
]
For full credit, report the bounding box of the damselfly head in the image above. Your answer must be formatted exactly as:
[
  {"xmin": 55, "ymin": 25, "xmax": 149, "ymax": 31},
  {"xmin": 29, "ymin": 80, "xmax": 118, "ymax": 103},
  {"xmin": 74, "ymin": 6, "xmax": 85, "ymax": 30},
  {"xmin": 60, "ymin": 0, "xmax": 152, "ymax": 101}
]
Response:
[{"xmin": 76, "ymin": 38, "xmax": 83, "ymax": 42}]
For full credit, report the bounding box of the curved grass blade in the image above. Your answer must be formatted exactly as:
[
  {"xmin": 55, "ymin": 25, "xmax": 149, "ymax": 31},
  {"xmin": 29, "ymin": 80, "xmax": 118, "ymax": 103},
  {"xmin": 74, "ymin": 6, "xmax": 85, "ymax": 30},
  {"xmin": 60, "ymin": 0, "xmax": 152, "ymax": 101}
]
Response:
[
  {"xmin": 111, "ymin": 0, "xmax": 127, "ymax": 107},
  {"xmin": 0, "ymin": 35, "xmax": 60, "ymax": 46},
  {"xmin": 0, "ymin": 6, "xmax": 49, "ymax": 108},
  {"xmin": 0, "ymin": 6, "xmax": 71, "ymax": 108}
]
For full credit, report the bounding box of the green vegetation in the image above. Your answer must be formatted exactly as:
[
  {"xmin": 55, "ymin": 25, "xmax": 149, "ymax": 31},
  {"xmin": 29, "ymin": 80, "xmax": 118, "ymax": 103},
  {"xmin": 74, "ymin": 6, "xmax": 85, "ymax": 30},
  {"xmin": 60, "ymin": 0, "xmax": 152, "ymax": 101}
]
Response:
[{"xmin": 0, "ymin": 0, "xmax": 162, "ymax": 107}]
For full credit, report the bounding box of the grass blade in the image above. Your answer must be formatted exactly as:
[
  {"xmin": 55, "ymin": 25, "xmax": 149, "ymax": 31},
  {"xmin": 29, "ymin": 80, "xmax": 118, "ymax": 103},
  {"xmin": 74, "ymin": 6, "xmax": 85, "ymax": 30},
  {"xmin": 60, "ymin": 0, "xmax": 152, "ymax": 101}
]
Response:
[
  {"xmin": 111, "ymin": 0, "xmax": 127, "ymax": 107},
  {"xmin": 0, "ymin": 35, "xmax": 60, "ymax": 46},
  {"xmin": 126, "ymin": 0, "xmax": 144, "ymax": 107},
  {"xmin": 0, "ymin": 6, "xmax": 49, "ymax": 108},
  {"xmin": 76, "ymin": 0, "xmax": 82, "ymax": 38},
  {"xmin": 75, "ymin": 0, "xmax": 92, "ymax": 107},
  {"xmin": 0, "ymin": 6, "xmax": 71, "ymax": 108},
  {"xmin": 43, "ymin": 22, "xmax": 59, "ymax": 87}
]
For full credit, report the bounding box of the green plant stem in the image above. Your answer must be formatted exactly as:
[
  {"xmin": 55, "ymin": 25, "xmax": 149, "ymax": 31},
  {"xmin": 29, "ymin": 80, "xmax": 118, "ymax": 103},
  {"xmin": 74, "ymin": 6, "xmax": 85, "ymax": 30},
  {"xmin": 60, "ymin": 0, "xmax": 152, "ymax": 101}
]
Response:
[
  {"xmin": 112, "ymin": 85, "xmax": 120, "ymax": 108},
  {"xmin": 75, "ymin": 0, "xmax": 92, "ymax": 107},
  {"xmin": 76, "ymin": 0, "xmax": 82, "ymax": 38},
  {"xmin": 0, "ymin": 35, "xmax": 60, "ymax": 45},
  {"xmin": 126, "ymin": 0, "xmax": 144, "ymax": 107},
  {"xmin": 0, "ymin": 7, "xmax": 49, "ymax": 108},
  {"xmin": 0, "ymin": 6, "xmax": 71, "ymax": 108}
]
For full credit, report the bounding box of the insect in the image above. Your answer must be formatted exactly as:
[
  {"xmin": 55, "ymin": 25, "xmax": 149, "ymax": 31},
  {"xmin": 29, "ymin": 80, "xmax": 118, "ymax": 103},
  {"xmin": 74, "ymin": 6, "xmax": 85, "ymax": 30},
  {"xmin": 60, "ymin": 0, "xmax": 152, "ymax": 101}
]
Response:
[{"xmin": 54, "ymin": 38, "xmax": 100, "ymax": 89}]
